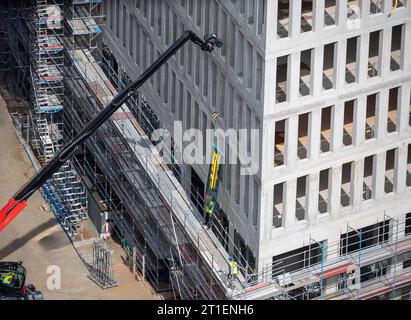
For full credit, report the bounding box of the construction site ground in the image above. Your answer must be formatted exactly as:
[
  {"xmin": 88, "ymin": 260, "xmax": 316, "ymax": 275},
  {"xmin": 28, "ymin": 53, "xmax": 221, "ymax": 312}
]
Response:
[{"xmin": 0, "ymin": 92, "xmax": 159, "ymax": 300}]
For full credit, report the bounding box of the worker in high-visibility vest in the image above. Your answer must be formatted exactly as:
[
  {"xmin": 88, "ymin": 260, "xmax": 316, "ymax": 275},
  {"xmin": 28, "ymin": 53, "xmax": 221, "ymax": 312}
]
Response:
[
  {"xmin": 228, "ymin": 256, "xmax": 238, "ymax": 289},
  {"xmin": 203, "ymin": 199, "xmax": 214, "ymax": 230},
  {"xmin": 2, "ymin": 272, "xmax": 15, "ymax": 286}
]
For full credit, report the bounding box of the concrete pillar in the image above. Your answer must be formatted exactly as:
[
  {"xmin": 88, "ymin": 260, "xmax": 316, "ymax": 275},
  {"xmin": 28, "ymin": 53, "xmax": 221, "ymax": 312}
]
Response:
[
  {"xmin": 313, "ymin": 0, "xmax": 325, "ymax": 32},
  {"xmin": 284, "ymin": 179, "xmax": 297, "ymax": 228},
  {"xmin": 289, "ymin": 52, "xmax": 301, "ymax": 104},
  {"xmin": 312, "ymin": 45, "xmax": 324, "ymax": 96},
  {"xmin": 395, "ymin": 145, "xmax": 408, "ymax": 194},
  {"xmin": 259, "ymin": 185, "xmax": 273, "ymax": 243},
  {"xmin": 309, "ymin": 109, "xmax": 321, "ymax": 159},
  {"xmin": 358, "ymin": 32, "xmax": 370, "ymax": 84},
  {"xmin": 403, "ymin": 23, "xmax": 411, "ymax": 72},
  {"xmin": 354, "ymin": 95, "xmax": 366, "ymax": 146},
  {"xmin": 352, "ymin": 159, "xmax": 364, "ymax": 208},
  {"xmin": 374, "ymin": 152, "xmax": 387, "ymax": 200},
  {"xmin": 331, "ymin": 102, "xmax": 344, "ymax": 152},
  {"xmin": 398, "ymin": 84, "xmax": 411, "ymax": 133},
  {"xmin": 360, "ymin": 0, "xmax": 370, "ymax": 22},
  {"xmin": 290, "ymin": 0, "xmax": 302, "ymax": 38},
  {"xmin": 307, "ymin": 172, "xmax": 320, "ymax": 224},
  {"xmin": 329, "ymin": 165, "xmax": 342, "ymax": 216},
  {"xmin": 257, "ymin": 255, "xmax": 273, "ymax": 278},
  {"xmin": 336, "ymin": 39, "xmax": 347, "ymax": 90},
  {"xmin": 266, "ymin": 0, "xmax": 277, "ymax": 46},
  {"xmin": 397, "ymin": 214, "xmax": 406, "ymax": 241},
  {"xmin": 381, "ymin": 26, "xmax": 392, "ymax": 77},
  {"xmin": 264, "ymin": 59, "xmax": 277, "ymax": 115},
  {"xmin": 337, "ymin": 0, "xmax": 347, "ymax": 30},
  {"xmin": 376, "ymin": 88, "xmax": 389, "ymax": 139},
  {"xmin": 287, "ymin": 116, "xmax": 299, "ymax": 168},
  {"xmin": 261, "ymin": 119, "xmax": 275, "ymax": 175}
]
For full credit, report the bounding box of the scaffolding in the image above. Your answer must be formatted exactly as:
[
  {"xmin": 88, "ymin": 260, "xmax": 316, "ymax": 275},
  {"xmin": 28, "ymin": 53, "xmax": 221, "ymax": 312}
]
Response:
[
  {"xmin": 233, "ymin": 212, "xmax": 411, "ymax": 300},
  {"xmin": 0, "ymin": 0, "xmax": 87, "ymax": 238}
]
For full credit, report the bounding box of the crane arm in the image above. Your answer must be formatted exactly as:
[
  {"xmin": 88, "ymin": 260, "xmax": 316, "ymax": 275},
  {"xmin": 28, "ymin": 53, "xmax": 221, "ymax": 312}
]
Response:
[{"xmin": 0, "ymin": 30, "xmax": 222, "ymax": 232}]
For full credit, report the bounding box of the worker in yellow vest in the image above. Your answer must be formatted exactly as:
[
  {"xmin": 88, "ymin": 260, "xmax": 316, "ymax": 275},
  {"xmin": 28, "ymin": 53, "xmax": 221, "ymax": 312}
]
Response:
[
  {"xmin": 228, "ymin": 256, "xmax": 238, "ymax": 289},
  {"xmin": 203, "ymin": 199, "xmax": 214, "ymax": 230},
  {"xmin": 2, "ymin": 272, "xmax": 15, "ymax": 286}
]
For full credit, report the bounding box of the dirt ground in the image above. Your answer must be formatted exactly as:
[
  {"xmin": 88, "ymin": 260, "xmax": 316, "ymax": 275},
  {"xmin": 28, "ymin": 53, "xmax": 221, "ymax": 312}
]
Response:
[{"xmin": 0, "ymin": 93, "xmax": 159, "ymax": 300}]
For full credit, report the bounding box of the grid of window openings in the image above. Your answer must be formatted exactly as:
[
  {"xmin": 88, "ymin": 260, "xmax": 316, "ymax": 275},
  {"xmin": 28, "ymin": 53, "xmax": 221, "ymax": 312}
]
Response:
[{"xmin": 271, "ymin": 0, "xmax": 410, "ymax": 230}]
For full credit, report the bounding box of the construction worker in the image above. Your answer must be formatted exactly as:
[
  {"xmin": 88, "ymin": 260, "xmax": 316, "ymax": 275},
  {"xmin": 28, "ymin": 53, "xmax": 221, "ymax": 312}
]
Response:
[
  {"xmin": 203, "ymin": 199, "xmax": 214, "ymax": 229},
  {"xmin": 100, "ymin": 219, "xmax": 111, "ymax": 240},
  {"xmin": 228, "ymin": 256, "xmax": 238, "ymax": 290},
  {"xmin": 2, "ymin": 272, "xmax": 15, "ymax": 286}
]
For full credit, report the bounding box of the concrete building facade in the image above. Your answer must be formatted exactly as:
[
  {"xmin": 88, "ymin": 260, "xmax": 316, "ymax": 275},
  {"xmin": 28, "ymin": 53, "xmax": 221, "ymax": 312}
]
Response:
[{"xmin": 101, "ymin": 0, "xmax": 411, "ymax": 278}]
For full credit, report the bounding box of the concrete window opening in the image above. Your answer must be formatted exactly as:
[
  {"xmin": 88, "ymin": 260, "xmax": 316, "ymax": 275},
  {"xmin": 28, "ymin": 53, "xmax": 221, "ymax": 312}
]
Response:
[
  {"xmin": 108, "ymin": 0, "xmax": 114, "ymax": 29},
  {"xmin": 324, "ymin": 0, "xmax": 337, "ymax": 26},
  {"xmin": 390, "ymin": 24, "xmax": 404, "ymax": 71},
  {"xmin": 368, "ymin": 30, "xmax": 381, "ymax": 78},
  {"xmin": 407, "ymin": 144, "xmax": 411, "ymax": 186},
  {"xmin": 320, "ymin": 106, "xmax": 332, "ymax": 153},
  {"xmin": 347, "ymin": 0, "xmax": 360, "ymax": 20},
  {"xmin": 363, "ymin": 155, "xmax": 375, "ymax": 200},
  {"xmin": 296, "ymin": 175, "xmax": 308, "ymax": 221},
  {"xmin": 407, "ymin": 213, "xmax": 411, "ymax": 236},
  {"xmin": 340, "ymin": 221, "xmax": 390, "ymax": 256},
  {"xmin": 220, "ymin": 11, "xmax": 227, "ymax": 58},
  {"xmin": 277, "ymin": 0, "xmax": 289, "ymax": 38},
  {"xmin": 170, "ymin": 71, "xmax": 176, "ymax": 114},
  {"xmin": 195, "ymin": 47, "xmax": 201, "ymax": 87},
  {"xmin": 187, "ymin": 42, "xmax": 193, "ymax": 76},
  {"xmin": 234, "ymin": 162, "xmax": 241, "ymax": 204},
  {"xmin": 247, "ymin": 0, "xmax": 255, "ymax": 25},
  {"xmin": 272, "ymin": 242, "xmax": 323, "ymax": 276},
  {"xmin": 273, "ymin": 182, "xmax": 285, "ymax": 228},
  {"xmin": 149, "ymin": 1, "xmax": 155, "ymax": 28},
  {"xmin": 257, "ymin": 0, "xmax": 265, "ymax": 36},
  {"xmin": 396, "ymin": 0, "xmax": 406, "ymax": 8},
  {"xmin": 323, "ymin": 42, "xmax": 336, "ymax": 90},
  {"xmin": 276, "ymin": 55, "xmax": 289, "ymax": 103},
  {"xmin": 274, "ymin": 119, "xmax": 286, "ymax": 166},
  {"xmin": 318, "ymin": 168, "xmax": 330, "ymax": 214},
  {"xmin": 343, "ymin": 100, "xmax": 355, "ymax": 146},
  {"xmin": 300, "ymin": 49, "xmax": 313, "ymax": 96},
  {"xmin": 246, "ymin": 41, "xmax": 253, "ymax": 89},
  {"xmin": 236, "ymin": 31, "xmax": 244, "ymax": 78},
  {"xmin": 370, "ymin": 0, "xmax": 382, "ymax": 14},
  {"xmin": 244, "ymin": 175, "xmax": 250, "ymax": 218},
  {"xmin": 256, "ymin": 53, "xmax": 263, "ymax": 101},
  {"xmin": 365, "ymin": 93, "xmax": 377, "ymax": 140},
  {"xmin": 301, "ymin": 0, "xmax": 313, "ymax": 33},
  {"xmin": 122, "ymin": 6, "xmax": 127, "ymax": 46},
  {"xmin": 128, "ymin": 13, "xmax": 133, "ymax": 57},
  {"xmin": 341, "ymin": 161, "xmax": 353, "ymax": 207},
  {"xmin": 385, "ymin": 148, "xmax": 397, "ymax": 194},
  {"xmin": 298, "ymin": 112, "xmax": 310, "ymax": 160},
  {"xmin": 345, "ymin": 36, "xmax": 359, "ymax": 84},
  {"xmin": 252, "ymin": 178, "xmax": 259, "ymax": 227},
  {"xmin": 387, "ymin": 87, "xmax": 399, "ymax": 133}
]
